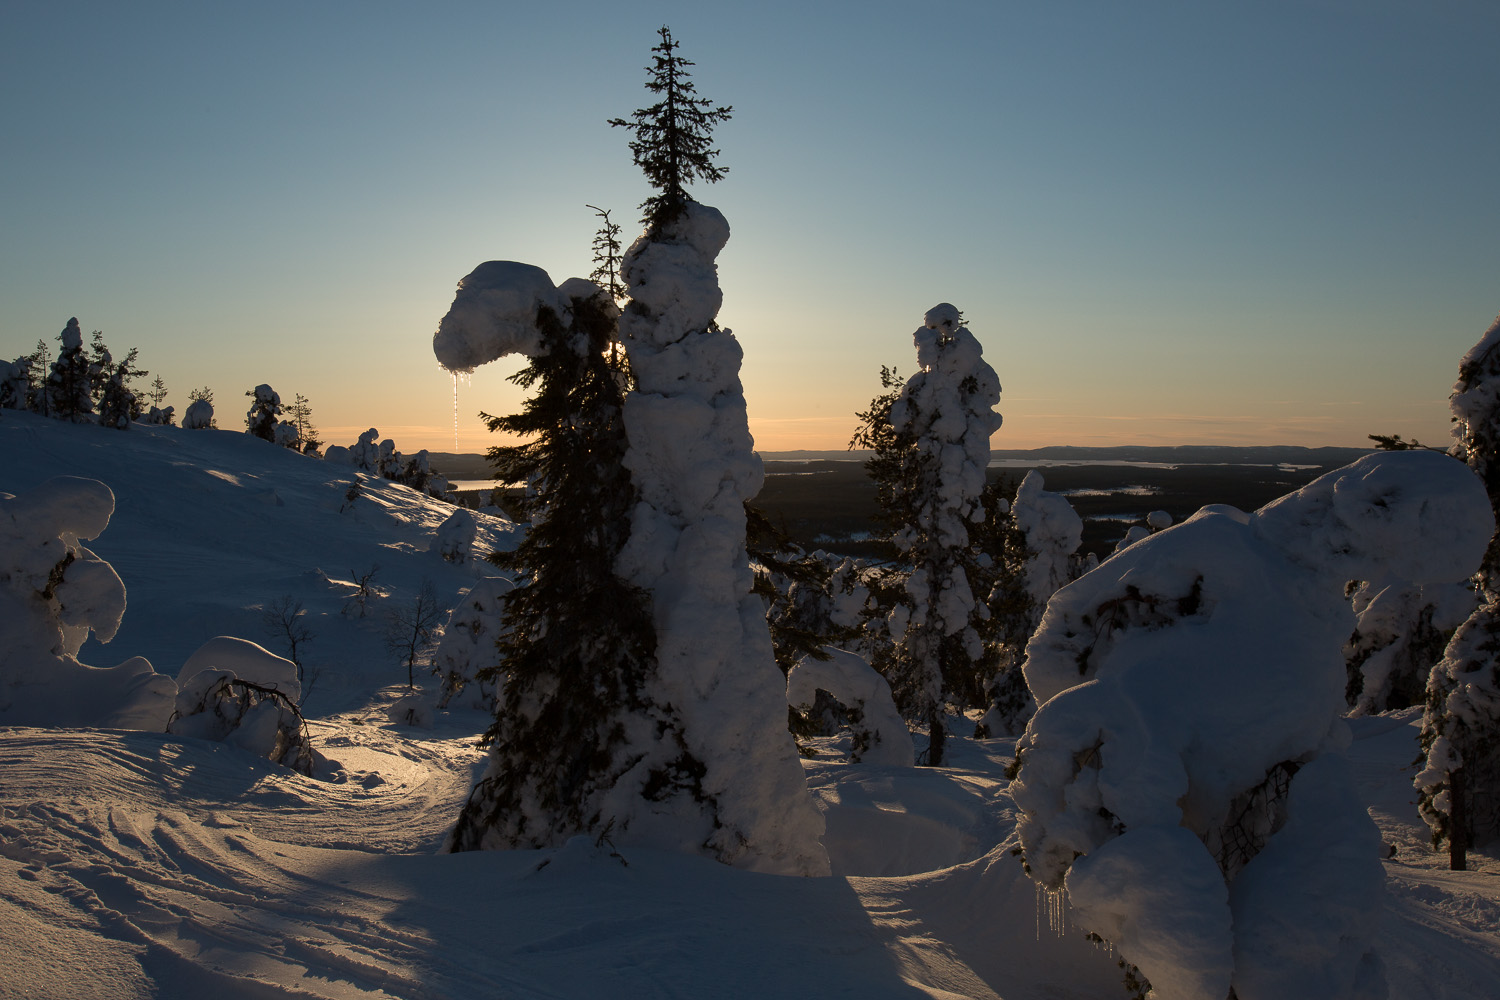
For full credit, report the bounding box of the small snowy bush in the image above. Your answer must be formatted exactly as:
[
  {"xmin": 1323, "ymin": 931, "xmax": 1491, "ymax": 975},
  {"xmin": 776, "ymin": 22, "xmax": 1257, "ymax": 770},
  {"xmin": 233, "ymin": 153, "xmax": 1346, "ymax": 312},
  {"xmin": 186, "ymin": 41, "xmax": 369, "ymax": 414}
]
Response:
[
  {"xmin": 182, "ymin": 398, "xmax": 214, "ymax": 429},
  {"xmin": 1010, "ymin": 451, "xmax": 1492, "ymax": 1000},
  {"xmin": 432, "ymin": 577, "xmax": 512, "ymax": 710},
  {"xmin": 168, "ymin": 636, "xmax": 315, "ymax": 775},
  {"xmin": 432, "ymin": 507, "xmax": 478, "ymax": 564},
  {"xmin": 787, "ymin": 647, "xmax": 913, "ymax": 766}
]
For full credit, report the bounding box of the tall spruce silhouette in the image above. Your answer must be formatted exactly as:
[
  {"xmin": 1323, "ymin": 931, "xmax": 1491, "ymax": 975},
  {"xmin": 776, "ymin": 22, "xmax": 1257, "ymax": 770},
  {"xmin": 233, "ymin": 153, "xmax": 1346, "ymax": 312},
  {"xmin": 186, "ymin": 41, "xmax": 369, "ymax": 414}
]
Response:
[{"xmin": 608, "ymin": 25, "xmax": 732, "ymax": 231}]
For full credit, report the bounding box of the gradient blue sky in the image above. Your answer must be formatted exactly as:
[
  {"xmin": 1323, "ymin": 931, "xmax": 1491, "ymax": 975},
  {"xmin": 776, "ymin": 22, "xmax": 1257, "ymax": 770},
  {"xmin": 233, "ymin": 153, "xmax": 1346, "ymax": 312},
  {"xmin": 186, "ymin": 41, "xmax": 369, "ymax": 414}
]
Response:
[{"xmin": 3, "ymin": 1, "xmax": 1497, "ymax": 454}]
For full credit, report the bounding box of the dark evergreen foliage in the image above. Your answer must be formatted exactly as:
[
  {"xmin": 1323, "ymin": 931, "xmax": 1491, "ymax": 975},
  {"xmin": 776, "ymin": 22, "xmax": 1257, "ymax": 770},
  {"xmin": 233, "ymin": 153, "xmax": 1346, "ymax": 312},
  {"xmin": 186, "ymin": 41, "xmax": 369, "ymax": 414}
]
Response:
[
  {"xmin": 45, "ymin": 319, "xmax": 95, "ymax": 422},
  {"xmin": 449, "ymin": 293, "xmax": 682, "ymax": 852},
  {"xmin": 608, "ymin": 26, "xmax": 732, "ymax": 232}
]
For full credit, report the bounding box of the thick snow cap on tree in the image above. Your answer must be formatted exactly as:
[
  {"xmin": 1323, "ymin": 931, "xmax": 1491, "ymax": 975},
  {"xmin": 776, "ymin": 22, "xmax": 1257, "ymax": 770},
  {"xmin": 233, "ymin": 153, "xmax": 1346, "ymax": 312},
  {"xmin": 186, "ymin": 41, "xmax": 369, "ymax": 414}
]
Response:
[
  {"xmin": 434, "ymin": 262, "xmax": 563, "ymax": 369},
  {"xmin": 178, "ymin": 636, "xmax": 300, "ymax": 705},
  {"xmin": 613, "ymin": 200, "xmax": 828, "ymax": 876},
  {"xmin": 0, "ymin": 477, "xmax": 175, "ymax": 730},
  {"xmin": 1012, "ymin": 450, "xmax": 1490, "ymax": 999},
  {"xmin": 433, "ymin": 262, "xmax": 613, "ymax": 371}
]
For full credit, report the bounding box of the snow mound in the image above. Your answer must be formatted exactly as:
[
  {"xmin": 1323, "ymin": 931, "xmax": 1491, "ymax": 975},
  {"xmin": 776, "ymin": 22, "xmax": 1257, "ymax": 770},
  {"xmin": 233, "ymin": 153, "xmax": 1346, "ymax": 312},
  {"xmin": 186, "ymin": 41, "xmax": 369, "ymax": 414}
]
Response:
[{"xmin": 0, "ymin": 476, "xmax": 175, "ymax": 730}]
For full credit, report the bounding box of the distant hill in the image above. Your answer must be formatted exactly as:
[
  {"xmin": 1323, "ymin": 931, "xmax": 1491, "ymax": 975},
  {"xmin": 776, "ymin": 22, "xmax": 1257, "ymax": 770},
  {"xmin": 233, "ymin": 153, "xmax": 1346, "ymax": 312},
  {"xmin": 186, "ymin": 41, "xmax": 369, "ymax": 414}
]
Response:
[{"xmin": 433, "ymin": 445, "xmax": 1379, "ymax": 481}]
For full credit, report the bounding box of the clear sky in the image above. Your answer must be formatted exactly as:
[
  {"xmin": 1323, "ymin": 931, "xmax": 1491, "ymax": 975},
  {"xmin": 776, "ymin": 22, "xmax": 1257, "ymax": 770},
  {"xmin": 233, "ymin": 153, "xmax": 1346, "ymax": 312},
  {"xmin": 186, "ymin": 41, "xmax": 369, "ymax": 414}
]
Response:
[{"xmin": 3, "ymin": 1, "xmax": 1497, "ymax": 455}]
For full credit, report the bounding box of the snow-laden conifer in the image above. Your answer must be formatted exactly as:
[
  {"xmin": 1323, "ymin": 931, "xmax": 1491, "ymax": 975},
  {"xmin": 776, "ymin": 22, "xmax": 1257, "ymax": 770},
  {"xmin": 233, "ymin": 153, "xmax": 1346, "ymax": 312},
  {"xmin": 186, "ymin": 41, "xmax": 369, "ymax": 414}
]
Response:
[
  {"xmin": 446, "ymin": 284, "xmax": 674, "ymax": 855},
  {"xmin": 1416, "ymin": 311, "xmax": 1500, "ymax": 868},
  {"xmin": 432, "ymin": 576, "xmax": 512, "ymax": 711},
  {"xmin": 245, "ymin": 384, "xmax": 283, "ymax": 442},
  {"xmin": 1010, "ymin": 450, "xmax": 1491, "ymax": 999},
  {"xmin": 44, "ymin": 319, "xmax": 95, "ymax": 422},
  {"xmin": 96, "ymin": 361, "xmax": 136, "ymax": 430},
  {"xmin": 853, "ymin": 306, "xmax": 1002, "ymax": 766}
]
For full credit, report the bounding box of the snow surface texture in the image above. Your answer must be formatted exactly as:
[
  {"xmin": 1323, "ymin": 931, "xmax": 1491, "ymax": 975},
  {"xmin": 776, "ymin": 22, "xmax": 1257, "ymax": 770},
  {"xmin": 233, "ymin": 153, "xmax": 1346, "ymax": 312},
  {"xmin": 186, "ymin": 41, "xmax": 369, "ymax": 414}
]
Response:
[
  {"xmin": 787, "ymin": 647, "xmax": 914, "ymax": 766},
  {"xmin": 0, "ymin": 476, "xmax": 176, "ymax": 730},
  {"xmin": 2, "ymin": 415, "xmax": 1498, "ymax": 999},
  {"xmin": 613, "ymin": 201, "xmax": 829, "ymax": 876},
  {"xmin": 1013, "ymin": 450, "xmax": 1493, "ymax": 999}
]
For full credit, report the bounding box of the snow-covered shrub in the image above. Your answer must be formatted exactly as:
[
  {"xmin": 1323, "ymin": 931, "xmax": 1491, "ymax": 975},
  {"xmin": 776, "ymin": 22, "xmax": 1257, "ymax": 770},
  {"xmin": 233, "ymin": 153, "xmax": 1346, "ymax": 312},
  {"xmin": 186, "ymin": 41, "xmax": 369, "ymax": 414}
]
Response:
[
  {"xmin": 0, "ymin": 357, "xmax": 29, "ymax": 409},
  {"xmin": 387, "ymin": 691, "xmax": 435, "ymax": 728},
  {"xmin": 1010, "ymin": 450, "xmax": 1491, "ymax": 1000},
  {"xmin": 168, "ymin": 636, "xmax": 314, "ymax": 774},
  {"xmin": 182, "ymin": 398, "xmax": 214, "ymax": 429},
  {"xmin": 274, "ymin": 420, "xmax": 301, "ymax": 450},
  {"xmin": 141, "ymin": 404, "xmax": 175, "ymax": 426},
  {"xmin": 787, "ymin": 648, "xmax": 913, "ymax": 766},
  {"xmin": 432, "ymin": 507, "xmax": 477, "ymax": 564},
  {"xmin": 168, "ymin": 641, "xmax": 313, "ymax": 773},
  {"xmin": 245, "ymin": 384, "xmax": 282, "ymax": 441},
  {"xmin": 432, "ymin": 577, "xmax": 513, "ymax": 710},
  {"xmin": 1010, "ymin": 470, "xmax": 1082, "ymax": 613},
  {"xmin": 322, "ymin": 444, "xmax": 352, "ymax": 465},
  {"xmin": 0, "ymin": 476, "xmax": 176, "ymax": 730}
]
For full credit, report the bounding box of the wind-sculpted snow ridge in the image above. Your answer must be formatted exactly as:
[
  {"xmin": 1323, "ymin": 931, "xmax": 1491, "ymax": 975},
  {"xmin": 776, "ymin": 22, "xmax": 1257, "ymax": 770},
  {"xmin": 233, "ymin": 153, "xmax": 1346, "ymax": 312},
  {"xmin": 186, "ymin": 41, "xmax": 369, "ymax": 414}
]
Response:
[
  {"xmin": 614, "ymin": 200, "xmax": 829, "ymax": 876},
  {"xmin": 0, "ymin": 476, "xmax": 176, "ymax": 730},
  {"xmin": 1012, "ymin": 450, "xmax": 1494, "ymax": 1000}
]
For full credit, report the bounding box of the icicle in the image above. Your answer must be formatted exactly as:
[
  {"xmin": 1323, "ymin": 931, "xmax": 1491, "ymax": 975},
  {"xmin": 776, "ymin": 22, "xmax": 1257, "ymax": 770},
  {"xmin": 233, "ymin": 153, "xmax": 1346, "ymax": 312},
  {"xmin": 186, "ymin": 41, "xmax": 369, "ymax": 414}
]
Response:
[
  {"xmin": 1035, "ymin": 884, "xmax": 1067, "ymax": 940},
  {"xmin": 452, "ymin": 371, "xmax": 460, "ymax": 450}
]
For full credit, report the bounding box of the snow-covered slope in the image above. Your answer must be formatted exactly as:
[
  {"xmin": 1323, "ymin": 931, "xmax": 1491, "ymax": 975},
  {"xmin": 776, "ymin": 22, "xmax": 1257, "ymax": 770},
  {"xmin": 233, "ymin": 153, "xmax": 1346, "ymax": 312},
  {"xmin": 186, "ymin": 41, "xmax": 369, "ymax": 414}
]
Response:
[{"xmin": 1, "ymin": 413, "xmax": 1497, "ymax": 998}]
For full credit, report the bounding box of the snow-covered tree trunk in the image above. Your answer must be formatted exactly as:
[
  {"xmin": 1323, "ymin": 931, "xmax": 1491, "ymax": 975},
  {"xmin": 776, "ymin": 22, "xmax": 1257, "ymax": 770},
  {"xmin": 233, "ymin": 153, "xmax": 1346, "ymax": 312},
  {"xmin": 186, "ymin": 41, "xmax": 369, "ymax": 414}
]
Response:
[{"xmin": 612, "ymin": 201, "xmax": 828, "ymax": 875}]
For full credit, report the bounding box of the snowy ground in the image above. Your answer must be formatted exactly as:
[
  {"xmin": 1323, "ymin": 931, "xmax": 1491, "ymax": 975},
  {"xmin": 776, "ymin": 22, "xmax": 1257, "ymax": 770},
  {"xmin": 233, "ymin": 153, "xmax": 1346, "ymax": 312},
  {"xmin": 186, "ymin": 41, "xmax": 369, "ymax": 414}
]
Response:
[{"xmin": 2, "ymin": 412, "xmax": 1497, "ymax": 999}]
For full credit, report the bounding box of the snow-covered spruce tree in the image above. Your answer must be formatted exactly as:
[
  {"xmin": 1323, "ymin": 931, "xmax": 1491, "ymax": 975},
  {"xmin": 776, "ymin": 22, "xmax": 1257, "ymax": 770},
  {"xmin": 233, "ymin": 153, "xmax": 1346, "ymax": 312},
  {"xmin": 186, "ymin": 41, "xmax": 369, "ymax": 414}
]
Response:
[
  {"xmin": 598, "ymin": 29, "xmax": 827, "ymax": 872},
  {"xmin": 1416, "ymin": 605, "xmax": 1500, "ymax": 868},
  {"xmin": 96, "ymin": 360, "xmax": 137, "ymax": 430},
  {"xmin": 445, "ymin": 287, "xmax": 689, "ymax": 852},
  {"xmin": 44, "ymin": 319, "xmax": 95, "ymax": 422},
  {"xmin": 851, "ymin": 307, "xmax": 1003, "ymax": 766},
  {"xmin": 1418, "ymin": 311, "xmax": 1500, "ymax": 868},
  {"xmin": 1010, "ymin": 451, "xmax": 1491, "ymax": 1000},
  {"xmin": 245, "ymin": 384, "xmax": 283, "ymax": 441}
]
